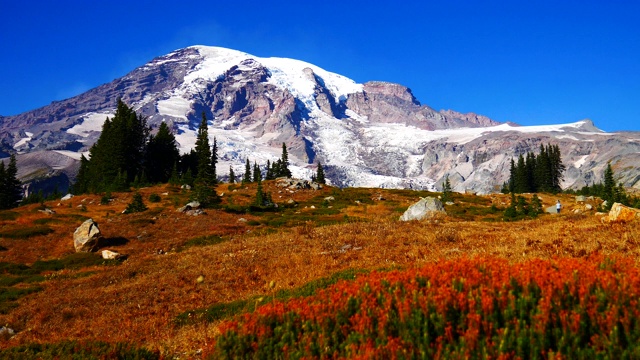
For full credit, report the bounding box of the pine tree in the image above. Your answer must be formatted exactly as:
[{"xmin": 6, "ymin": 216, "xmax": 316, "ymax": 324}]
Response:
[
  {"xmin": 514, "ymin": 154, "xmax": 527, "ymax": 193},
  {"xmin": 253, "ymin": 162, "xmax": 261, "ymax": 182},
  {"xmin": 442, "ymin": 174, "xmax": 453, "ymax": 203},
  {"xmin": 123, "ymin": 192, "xmax": 148, "ymax": 214},
  {"xmin": 243, "ymin": 159, "xmax": 252, "ymax": 184},
  {"xmin": 316, "ymin": 162, "xmax": 326, "ymax": 184},
  {"xmin": 146, "ymin": 122, "xmax": 179, "ymax": 183},
  {"xmin": 280, "ymin": 143, "xmax": 292, "ymax": 178},
  {"xmin": 603, "ymin": 162, "xmax": 615, "ymax": 209},
  {"xmin": 4, "ymin": 155, "xmax": 22, "ymax": 209},
  {"xmin": 211, "ymin": 137, "xmax": 218, "ymax": 184},
  {"xmin": 508, "ymin": 158, "xmax": 516, "ymax": 193},
  {"xmin": 229, "ymin": 166, "xmax": 235, "ymax": 183},
  {"xmin": 265, "ymin": 160, "xmax": 273, "ymax": 180},
  {"xmin": 192, "ymin": 112, "xmax": 219, "ymax": 207}
]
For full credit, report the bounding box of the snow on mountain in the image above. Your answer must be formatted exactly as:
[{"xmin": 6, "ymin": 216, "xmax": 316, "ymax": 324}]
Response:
[{"xmin": 1, "ymin": 45, "xmax": 639, "ymax": 194}]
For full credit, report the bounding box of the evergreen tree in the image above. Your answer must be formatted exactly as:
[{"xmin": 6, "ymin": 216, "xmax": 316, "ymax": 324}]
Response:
[
  {"xmin": 211, "ymin": 137, "xmax": 218, "ymax": 184},
  {"xmin": 530, "ymin": 194, "xmax": 543, "ymax": 217},
  {"xmin": 192, "ymin": 112, "xmax": 219, "ymax": 207},
  {"xmin": 3, "ymin": 155, "xmax": 22, "ymax": 209},
  {"xmin": 253, "ymin": 162, "xmax": 261, "ymax": 183},
  {"xmin": 243, "ymin": 159, "xmax": 252, "ymax": 184},
  {"xmin": 442, "ymin": 174, "xmax": 453, "ymax": 203},
  {"xmin": 229, "ymin": 166, "xmax": 235, "ymax": 183},
  {"xmin": 73, "ymin": 154, "xmax": 90, "ymax": 194},
  {"xmin": 508, "ymin": 158, "xmax": 516, "ymax": 193},
  {"xmin": 280, "ymin": 143, "xmax": 292, "ymax": 178},
  {"xmin": 549, "ymin": 144, "xmax": 565, "ymax": 193},
  {"xmin": 316, "ymin": 162, "xmax": 326, "ymax": 184},
  {"xmin": 603, "ymin": 162, "xmax": 615, "ymax": 209},
  {"xmin": 146, "ymin": 122, "xmax": 179, "ymax": 183},
  {"xmin": 76, "ymin": 99, "xmax": 149, "ymax": 193},
  {"xmin": 514, "ymin": 154, "xmax": 528, "ymax": 193},
  {"xmin": 265, "ymin": 160, "xmax": 273, "ymax": 180}
]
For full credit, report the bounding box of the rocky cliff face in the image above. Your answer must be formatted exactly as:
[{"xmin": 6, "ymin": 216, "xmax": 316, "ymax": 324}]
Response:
[{"xmin": 0, "ymin": 46, "xmax": 638, "ymax": 194}]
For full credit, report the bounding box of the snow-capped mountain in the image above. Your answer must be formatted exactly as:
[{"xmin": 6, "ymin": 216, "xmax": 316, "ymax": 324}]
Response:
[{"xmin": 1, "ymin": 45, "xmax": 639, "ymax": 194}]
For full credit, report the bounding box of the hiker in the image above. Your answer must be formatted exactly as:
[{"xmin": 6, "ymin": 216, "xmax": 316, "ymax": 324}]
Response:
[{"xmin": 556, "ymin": 200, "xmax": 561, "ymax": 214}]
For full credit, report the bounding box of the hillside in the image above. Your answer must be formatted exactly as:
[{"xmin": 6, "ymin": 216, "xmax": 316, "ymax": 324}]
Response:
[{"xmin": 0, "ymin": 182, "xmax": 638, "ymax": 357}]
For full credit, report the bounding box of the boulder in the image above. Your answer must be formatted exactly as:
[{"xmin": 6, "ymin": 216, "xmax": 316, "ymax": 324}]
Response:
[
  {"xmin": 61, "ymin": 193, "xmax": 74, "ymax": 201},
  {"xmin": 585, "ymin": 204, "xmax": 593, "ymax": 211},
  {"xmin": 604, "ymin": 203, "xmax": 640, "ymax": 223},
  {"xmin": 101, "ymin": 250, "xmax": 123, "ymax": 260},
  {"xmin": 73, "ymin": 219, "xmax": 102, "ymax": 252},
  {"xmin": 400, "ymin": 197, "xmax": 445, "ymax": 221},
  {"xmin": 575, "ymin": 195, "xmax": 586, "ymax": 203},
  {"xmin": 178, "ymin": 201, "xmax": 201, "ymax": 213},
  {"xmin": 545, "ymin": 205, "xmax": 559, "ymax": 214},
  {"xmin": 324, "ymin": 196, "xmax": 335, "ymax": 202}
]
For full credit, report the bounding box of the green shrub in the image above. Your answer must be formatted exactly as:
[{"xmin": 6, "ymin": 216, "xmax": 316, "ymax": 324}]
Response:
[
  {"xmin": 182, "ymin": 235, "xmax": 225, "ymax": 250},
  {"xmin": 0, "ymin": 211, "xmax": 19, "ymax": 221},
  {"xmin": 123, "ymin": 192, "xmax": 148, "ymax": 214},
  {"xmin": 148, "ymin": 193, "xmax": 161, "ymax": 203}
]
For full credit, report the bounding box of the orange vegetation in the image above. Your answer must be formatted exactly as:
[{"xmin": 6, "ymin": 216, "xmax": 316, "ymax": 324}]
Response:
[{"xmin": 0, "ymin": 182, "xmax": 637, "ymax": 357}]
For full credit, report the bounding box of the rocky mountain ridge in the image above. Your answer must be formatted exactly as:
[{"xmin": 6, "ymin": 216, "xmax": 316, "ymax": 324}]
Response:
[{"xmin": 1, "ymin": 45, "xmax": 639, "ymax": 194}]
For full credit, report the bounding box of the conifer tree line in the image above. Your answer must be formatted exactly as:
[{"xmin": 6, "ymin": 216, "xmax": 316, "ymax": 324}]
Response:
[
  {"xmin": 503, "ymin": 144, "xmax": 565, "ymax": 194},
  {"xmin": 0, "ymin": 155, "xmax": 22, "ymax": 209},
  {"xmin": 574, "ymin": 162, "xmax": 640, "ymax": 210}
]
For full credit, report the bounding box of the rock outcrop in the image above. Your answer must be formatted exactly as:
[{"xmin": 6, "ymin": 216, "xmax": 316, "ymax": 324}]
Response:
[
  {"xmin": 73, "ymin": 219, "xmax": 102, "ymax": 252},
  {"xmin": 400, "ymin": 197, "xmax": 446, "ymax": 221}
]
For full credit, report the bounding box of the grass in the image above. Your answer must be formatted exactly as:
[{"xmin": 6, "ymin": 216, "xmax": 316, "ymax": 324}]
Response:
[
  {"xmin": 0, "ymin": 340, "xmax": 159, "ymax": 359},
  {"xmin": 175, "ymin": 268, "xmax": 368, "ymax": 326},
  {"xmin": 0, "ymin": 226, "xmax": 54, "ymax": 239},
  {"xmin": 0, "ymin": 183, "xmax": 635, "ymax": 357}
]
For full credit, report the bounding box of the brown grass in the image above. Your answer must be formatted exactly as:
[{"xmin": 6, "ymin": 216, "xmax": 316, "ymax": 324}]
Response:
[{"xmin": 0, "ymin": 183, "xmax": 636, "ymax": 357}]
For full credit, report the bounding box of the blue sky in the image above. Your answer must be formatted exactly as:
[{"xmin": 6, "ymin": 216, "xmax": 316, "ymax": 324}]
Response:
[{"xmin": 1, "ymin": 1, "xmax": 638, "ymax": 132}]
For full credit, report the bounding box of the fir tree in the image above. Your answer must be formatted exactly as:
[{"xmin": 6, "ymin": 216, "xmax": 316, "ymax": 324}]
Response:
[
  {"xmin": 316, "ymin": 162, "xmax": 326, "ymax": 184},
  {"xmin": 192, "ymin": 112, "xmax": 219, "ymax": 207},
  {"xmin": 243, "ymin": 159, "xmax": 252, "ymax": 184},
  {"xmin": 211, "ymin": 137, "xmax": 218, "ymax": 184},
  {"xmin": 265, "ymin": 160, "xmax": 273, "ymax": 180},
  {"xmin": 280, "ymin": 143, "xmax": 292, "ymax": 178},
  {"xmin": 442, "ymin": 174, "xmax": 453, "ymax": 203},
  {"xmin": 253, "ymin": 162, "xmax": 261, "ymax": 183},
  {"xmin": 146, "ymin": 122, "xmax": 179, "ymax": 184},
  {"xmin": 603, "ymin": 162, "xmax": 615, "ymax": 210}
]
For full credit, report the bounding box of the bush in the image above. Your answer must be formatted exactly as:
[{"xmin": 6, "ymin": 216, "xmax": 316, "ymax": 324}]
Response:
[
  {"xmin": 123, "ymin": 192, "xmax": 148, "ymax": 214},
  {"xmin": 148, "ymin": 193, "xmax": 161, "ymax": 203},
  {"xmin": 0, "ymin": 226, "xmax": 54, "ymax": 239}
]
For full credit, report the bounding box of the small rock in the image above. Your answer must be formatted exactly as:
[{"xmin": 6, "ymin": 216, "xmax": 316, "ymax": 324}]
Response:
[
  {"xmin": 238, "ymin": 218, "xmax": 248, "ymax": 222},
  {"xmin": 61, "ymin": 194, "xmax": 74, "ymax": 201},
  {"xmin": 324, "ymin": 196, "xmax": 335, "ymax": 202},
  {"xmin": 101, "ymin": 250, "xmax": 123, "ymax": 260},
  {"xmin": 445, "ymin": 201, "xmax": 455, "ymax": 206},
  {"xmin": 196, "ymin": 275, "xmax": 204, "ymax": 284},
  {"xmin": 585, "ymin": 204, "xmax": 593, "ymax": 211},
  {"xmin": 310, "ymin": 205, "xmax": 315, "ymax": 209},
  {"xmin": 0, "ymin": 326, "xmax": 15, "ymax": 336},
  {"xmin": 161, "ymin": 192, "xmax": 169, "ymax": 196},
  {"xmin": 181, "ymin": 184, "xmax": 191, "ymax": 190},
  {"xmin": 38, "ymin": 208, "xmax": 56, "ymax": 215},
  {"xmin": 575, "ymin": 195, "xmax": 586, "ymax": 203}
]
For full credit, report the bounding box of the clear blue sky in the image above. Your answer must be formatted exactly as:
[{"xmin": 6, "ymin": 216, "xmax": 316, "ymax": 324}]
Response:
[{"xmin": 1, "ymin": 1, "xmax": 638, "ymax": 132}]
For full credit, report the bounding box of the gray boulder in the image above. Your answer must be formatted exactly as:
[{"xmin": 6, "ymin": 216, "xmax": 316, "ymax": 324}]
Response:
[
  {"xmin": 73, "ymin": 219, "xmax": 102, "ymax": 252},
  {"xmin": 400, "ymin": 197, "xmax": 445, "ymax": 221}
]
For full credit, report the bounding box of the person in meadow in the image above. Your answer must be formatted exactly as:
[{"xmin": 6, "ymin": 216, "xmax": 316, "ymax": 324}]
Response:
[{"xmin": 556, "ymin": 200, "xmax": 561, "ymax": 213}]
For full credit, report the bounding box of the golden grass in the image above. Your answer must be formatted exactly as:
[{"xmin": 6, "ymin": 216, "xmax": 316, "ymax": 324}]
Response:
[{"xmin": 0, "ymin": 183, "xmax": 636, "ymax": 357}]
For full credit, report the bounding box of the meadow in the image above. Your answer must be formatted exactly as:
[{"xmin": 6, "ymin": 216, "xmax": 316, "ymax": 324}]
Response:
[{"xmin": 0, "ymin": 181, "xmax": 638, "ymax": 358}]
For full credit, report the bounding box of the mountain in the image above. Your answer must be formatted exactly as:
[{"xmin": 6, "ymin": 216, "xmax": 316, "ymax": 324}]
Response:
[{"xmin": 1, "ymin": 46, "xmax": 639, "ymax": 194}]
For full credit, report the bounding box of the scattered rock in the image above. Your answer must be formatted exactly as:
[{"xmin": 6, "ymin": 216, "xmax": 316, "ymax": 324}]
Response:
[
  {"xmin": 38, "ymin": 208, "xmax": 56, "ymax": 215},
  {"xmin": 161, "ymin": 192, "xmax": 169, "ymax": 196},
  {"xmin": 400, "ymin": 197, "xmax": 446, "ymax": 221},
  {"xmin": 573, "ymin": 209, "xmax": 582, "ymax": 214},
  {"xmin": 445, "ymin": 201, "xmax": 455, "ymax": 206},
  {"xmin": 73, "ymin": 219, "xmax": 102, "ymax": 252},
  {"xmin": 178, "ymin": 201, "xmax": 203, "ymax": 215},
  {"xmin": 585, "ymin": 204, "xmax": 593, "ymax": 211},
  {"xmin": 310, "ymin": 205, "xmax": 315, "ymax": 209},
  {"xmin": 238, "ymin": 218, "xmax": 247, "ymax": 222},
  {"xmin": 0, "ymin": 326, "xmax": 15, "ymax": 337},
  {"xmin": 275, "ymin": 177, "xmax": 322, "ymax": 190},
  {"xmin": 324, "ymin": 196, "xmax": 335, "ymax": 202},
  {"xmin": 61, "ymin": 193, "xmax": 74, "ymax": 201},
  {"xmin": 101, "ymin": 250, "xmax": 123, "ymax": 260},
  {"xmin": 196, "ymin": 275, "xmax": 204, "ymax": 284},
  {"xmin": 603, "ymin": 203, "xmax": 640, "ymax": 223},
  {"xmin": 575, "ymin": 195, "xmax": 586, "ymax": 203},
  {"xmin": 287, "ymin": 199, "xmax": 296, "ymax": 205},
  {"xmin": 372, "ymin": 193, "xmax": 385, "ymax": 201},
  {"xmin": 181, "ymin": 184, "xmax": 191, "ymax": 190}
]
